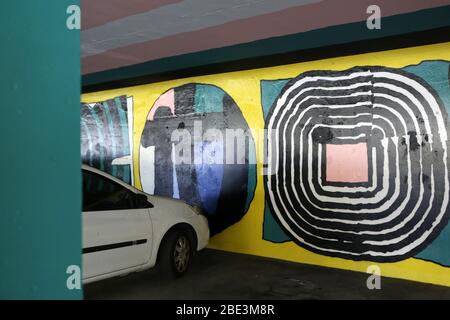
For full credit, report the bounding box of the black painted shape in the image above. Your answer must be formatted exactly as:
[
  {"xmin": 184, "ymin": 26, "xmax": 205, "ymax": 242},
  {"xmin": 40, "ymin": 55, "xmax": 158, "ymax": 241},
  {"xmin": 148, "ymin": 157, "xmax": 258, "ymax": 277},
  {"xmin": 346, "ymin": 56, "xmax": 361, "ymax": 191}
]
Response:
[
  {"xmin": 142, "ymin": 115, "xmax": 176, "ymax": 199},
  {"xmin": 153, "ymin": 106, "xmax": 173, "ymax": 119},
  {"xmin": 175, "ymin": 84, "xmax": 196, "ymax": 115}
]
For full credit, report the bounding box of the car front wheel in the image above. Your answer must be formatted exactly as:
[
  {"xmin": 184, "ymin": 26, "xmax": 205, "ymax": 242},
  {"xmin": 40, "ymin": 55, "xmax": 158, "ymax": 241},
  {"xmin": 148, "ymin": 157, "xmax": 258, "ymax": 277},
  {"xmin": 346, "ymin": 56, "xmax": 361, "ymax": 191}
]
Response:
[{"xmin": 159, "ymin": 229, "xmax": 193, "ymax": 278}]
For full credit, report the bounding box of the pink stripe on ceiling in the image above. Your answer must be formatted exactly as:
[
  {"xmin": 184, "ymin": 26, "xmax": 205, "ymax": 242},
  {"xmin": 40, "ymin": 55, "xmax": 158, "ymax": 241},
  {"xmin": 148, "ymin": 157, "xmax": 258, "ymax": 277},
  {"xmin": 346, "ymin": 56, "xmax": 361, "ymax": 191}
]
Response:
[
  {"xmin": 82, "ymin": 0, "xmax": 450, "ymax": 74},
  {"xmin": 81, "ymin": 0, "xmax": 181, "ymax": 30}
]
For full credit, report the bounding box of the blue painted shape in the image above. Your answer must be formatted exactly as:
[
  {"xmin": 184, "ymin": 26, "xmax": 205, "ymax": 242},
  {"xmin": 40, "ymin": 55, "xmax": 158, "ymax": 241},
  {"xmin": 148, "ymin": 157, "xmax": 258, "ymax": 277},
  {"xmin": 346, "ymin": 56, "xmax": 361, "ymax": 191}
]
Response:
[
  {"xmin": 196, "ymin": 165, "xmax": 223, "ymax": 214},
  {"xmin": 195, "ymin": 84, "xmax": 224, "ymax": 113},
  {"xmin": 260, "ymin": 79, "xmax": 290, "ymax": 120},
  {"xmin": 195, "ymin": 140, "xmax": 224, "ymax": 214},
  {"xmin": 261, "ymin": 79, "xmax": 292, "ymax": 242},
  {"xmin": 404, "ymin": 60, "xmax": 450, "ymax": 118},
  {"xmin": 263, "ymin": 203, "xmax": 290, "ymax": 242},
  {"xmin": 416, "ymin": 225, "xmax": 450, "ymax": 267},
  {"xmin": 405, "ymin": 60, "xmax": 450, "ymax": 266}
]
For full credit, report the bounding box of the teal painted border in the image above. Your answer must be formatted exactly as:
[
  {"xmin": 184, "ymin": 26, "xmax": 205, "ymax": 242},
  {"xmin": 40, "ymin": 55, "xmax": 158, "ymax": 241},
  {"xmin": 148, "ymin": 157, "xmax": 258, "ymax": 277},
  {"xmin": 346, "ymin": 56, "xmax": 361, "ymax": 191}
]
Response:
[{"xmin": 83, "ymin": 5, "xmax": 450, "ymax": 88}]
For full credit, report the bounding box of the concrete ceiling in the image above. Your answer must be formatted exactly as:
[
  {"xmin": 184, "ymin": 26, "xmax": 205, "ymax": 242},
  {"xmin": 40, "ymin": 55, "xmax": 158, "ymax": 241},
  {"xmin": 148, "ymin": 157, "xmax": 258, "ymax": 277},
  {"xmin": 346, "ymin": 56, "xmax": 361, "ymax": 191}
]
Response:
[{"xmin": 81, "ymin": 0, "xmax": 450, "ymax": 75}]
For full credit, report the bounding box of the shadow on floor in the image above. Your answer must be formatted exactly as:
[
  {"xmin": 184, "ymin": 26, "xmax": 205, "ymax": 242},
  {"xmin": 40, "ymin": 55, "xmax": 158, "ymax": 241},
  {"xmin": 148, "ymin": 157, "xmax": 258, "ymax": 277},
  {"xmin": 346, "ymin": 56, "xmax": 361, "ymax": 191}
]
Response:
[{"xmin": 84, "ymin": 249, "xmax": 450, "ymax": 300}]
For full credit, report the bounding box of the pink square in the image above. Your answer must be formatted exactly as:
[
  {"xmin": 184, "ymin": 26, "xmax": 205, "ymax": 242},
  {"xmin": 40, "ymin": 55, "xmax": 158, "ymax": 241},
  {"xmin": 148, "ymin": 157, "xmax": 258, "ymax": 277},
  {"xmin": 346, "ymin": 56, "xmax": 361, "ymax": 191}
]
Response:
[{"xmin": 326, "ymin": 143, "xmax": 368, "ymax": 183}]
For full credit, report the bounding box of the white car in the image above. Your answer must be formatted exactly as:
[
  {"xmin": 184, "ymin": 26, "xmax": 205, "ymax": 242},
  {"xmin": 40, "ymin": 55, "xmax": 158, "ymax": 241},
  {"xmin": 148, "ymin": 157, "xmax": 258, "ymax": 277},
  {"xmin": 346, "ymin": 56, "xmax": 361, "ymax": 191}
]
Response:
[{"xmin": 81, "ymin": 165, "xmax": 209, "ymax": 284}]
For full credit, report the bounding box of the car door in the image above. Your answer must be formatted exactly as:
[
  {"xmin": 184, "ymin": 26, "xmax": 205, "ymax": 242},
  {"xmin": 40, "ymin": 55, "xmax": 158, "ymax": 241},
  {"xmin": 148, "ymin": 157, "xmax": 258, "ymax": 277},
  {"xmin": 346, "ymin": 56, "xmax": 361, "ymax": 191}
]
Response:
[{"xmin": 82, "ymin": 170, "xmax": 153, "ymax": 280}]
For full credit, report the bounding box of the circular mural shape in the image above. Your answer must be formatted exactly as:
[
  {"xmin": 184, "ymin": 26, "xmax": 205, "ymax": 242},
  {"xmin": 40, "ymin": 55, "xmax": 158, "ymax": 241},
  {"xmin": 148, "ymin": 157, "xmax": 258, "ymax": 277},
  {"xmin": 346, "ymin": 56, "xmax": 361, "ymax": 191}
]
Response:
[
  {"xmin": 264, "ymin": 66, "xmax": 450, "ymax": 262},
  {"xmin": 139, "ymin": 83, "xmax": 256, "ymax": 235}
]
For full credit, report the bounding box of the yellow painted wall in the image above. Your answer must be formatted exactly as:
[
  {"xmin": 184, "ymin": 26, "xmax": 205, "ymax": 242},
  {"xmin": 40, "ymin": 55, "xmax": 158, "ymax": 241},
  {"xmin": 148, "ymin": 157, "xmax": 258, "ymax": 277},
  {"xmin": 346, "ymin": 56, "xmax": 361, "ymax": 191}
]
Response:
[{"xmin": 82, "ymin": 42, "xmax": 450, "ymax": 287}]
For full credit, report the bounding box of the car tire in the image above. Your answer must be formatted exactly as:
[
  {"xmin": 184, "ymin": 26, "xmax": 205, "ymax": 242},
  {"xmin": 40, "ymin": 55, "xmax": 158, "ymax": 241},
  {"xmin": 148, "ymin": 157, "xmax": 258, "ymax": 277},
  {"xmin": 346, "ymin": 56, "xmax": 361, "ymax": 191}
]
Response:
[{"xmin": 159, "ymin": 229, "xmax": 193, "ymax": 279}]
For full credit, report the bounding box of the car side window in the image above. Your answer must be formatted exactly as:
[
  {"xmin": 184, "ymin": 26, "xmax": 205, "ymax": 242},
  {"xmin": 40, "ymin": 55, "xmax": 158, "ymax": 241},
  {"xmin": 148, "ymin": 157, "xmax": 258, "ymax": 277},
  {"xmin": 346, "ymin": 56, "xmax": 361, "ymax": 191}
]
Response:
[{"xmin": 82, "ymin": 170, "xmax": 136, "ymax": 212}]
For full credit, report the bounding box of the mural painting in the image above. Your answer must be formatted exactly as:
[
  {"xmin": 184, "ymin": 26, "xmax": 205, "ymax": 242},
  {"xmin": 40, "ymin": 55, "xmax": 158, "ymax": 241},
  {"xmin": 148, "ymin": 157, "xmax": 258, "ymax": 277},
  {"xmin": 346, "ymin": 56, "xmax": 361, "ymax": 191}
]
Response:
[
  {"xmin": 81, "ymin": 96, "xmax": 134, "ymax": 185},
  {"xmin": 81, "ymin": 43, "xmax": 450, "ymax": 286},
  {"xmin": 139, "ymin": 84, "xmax": 256, "ymax": 235},
  {"xmin": 262, "ymin": 64, "xmax": 450, "ymax": 262}
]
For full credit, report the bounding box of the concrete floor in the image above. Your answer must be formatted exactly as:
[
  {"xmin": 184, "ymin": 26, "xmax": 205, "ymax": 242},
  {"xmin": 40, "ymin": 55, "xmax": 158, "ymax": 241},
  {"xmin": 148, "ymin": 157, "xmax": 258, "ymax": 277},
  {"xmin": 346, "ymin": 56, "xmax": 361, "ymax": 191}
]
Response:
[{"xmin": 84, "ymin": 249, "xmax": 450, "ymax": 300}]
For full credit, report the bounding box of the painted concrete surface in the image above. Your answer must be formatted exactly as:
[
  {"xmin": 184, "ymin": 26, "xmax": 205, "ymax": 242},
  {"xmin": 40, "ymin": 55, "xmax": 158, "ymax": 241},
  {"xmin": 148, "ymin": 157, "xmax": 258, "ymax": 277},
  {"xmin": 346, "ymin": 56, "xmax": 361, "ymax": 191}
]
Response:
[
  {"xmin": 81, "ymin": 0, "xmax": 450, "ymax": 74},
  {"xmin": 82, "ymin": 43, "xmax": 450, "ymax": 287},
  {"xmin": 84, "ymin": 249, "xmax": 450, "ymax": 300},
  {"xmin": 82, "ymin": 0, "xmax": 319, "ymax": 57}
]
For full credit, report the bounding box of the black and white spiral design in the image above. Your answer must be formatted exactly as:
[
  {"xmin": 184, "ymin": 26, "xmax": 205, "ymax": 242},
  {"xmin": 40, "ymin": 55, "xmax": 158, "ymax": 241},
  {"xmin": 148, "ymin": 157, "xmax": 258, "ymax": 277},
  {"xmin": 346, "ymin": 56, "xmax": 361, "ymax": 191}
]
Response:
[{"xmin": 264, "ymin": 66, "xmax": 450, "ymax": 262}]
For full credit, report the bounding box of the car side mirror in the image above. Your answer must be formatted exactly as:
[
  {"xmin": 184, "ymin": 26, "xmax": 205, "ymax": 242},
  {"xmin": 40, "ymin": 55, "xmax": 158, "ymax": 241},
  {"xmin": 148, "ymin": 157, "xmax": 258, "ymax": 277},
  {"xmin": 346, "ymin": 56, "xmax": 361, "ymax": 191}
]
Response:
[{"xmin": 135, "ymin": 194, "xmax": 153, "ymax": 209}]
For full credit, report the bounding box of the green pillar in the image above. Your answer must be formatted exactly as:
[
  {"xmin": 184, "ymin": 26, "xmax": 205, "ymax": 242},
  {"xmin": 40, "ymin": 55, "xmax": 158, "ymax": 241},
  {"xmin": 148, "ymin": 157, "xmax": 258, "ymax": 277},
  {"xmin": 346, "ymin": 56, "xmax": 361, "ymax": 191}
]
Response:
[{"xmin": 0, "ymin": 1, "xmax": 81, "ymax": 299}]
